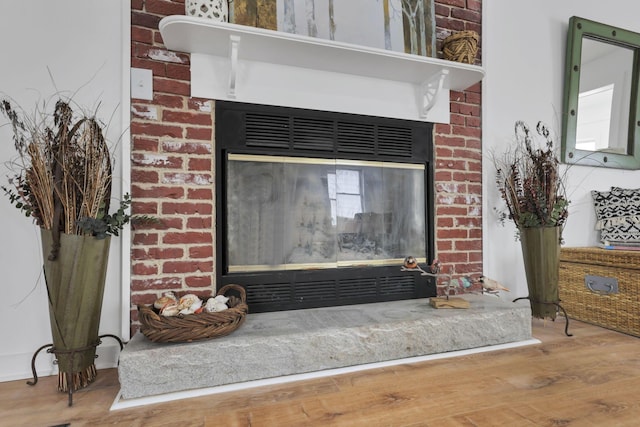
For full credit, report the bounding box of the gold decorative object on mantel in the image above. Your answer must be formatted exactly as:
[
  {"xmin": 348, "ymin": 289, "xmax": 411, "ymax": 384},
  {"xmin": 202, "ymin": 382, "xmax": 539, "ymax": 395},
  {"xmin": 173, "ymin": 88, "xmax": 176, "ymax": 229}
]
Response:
[{"xmin": 443, "ymin": 30, "xmax": 479, "ymax": 64}]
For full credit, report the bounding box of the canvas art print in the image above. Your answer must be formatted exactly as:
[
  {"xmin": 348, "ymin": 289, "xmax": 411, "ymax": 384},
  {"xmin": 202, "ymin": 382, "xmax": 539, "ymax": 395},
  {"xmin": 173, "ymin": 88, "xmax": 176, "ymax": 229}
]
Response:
[{"xmin": 231, "ymin": 0, "xmax": 435, "ymax": 57}]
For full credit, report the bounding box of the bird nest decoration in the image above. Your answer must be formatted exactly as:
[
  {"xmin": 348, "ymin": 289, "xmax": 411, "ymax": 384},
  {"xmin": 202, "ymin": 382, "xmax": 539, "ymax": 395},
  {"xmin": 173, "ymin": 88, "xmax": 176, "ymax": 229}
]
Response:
[
  {"xmin": 442, "ymin": 30, "xmax": 479, "ymax": 64},
  {"xmin": 138, "ymin": 284, "xmax": 248, "ymax": 343}
]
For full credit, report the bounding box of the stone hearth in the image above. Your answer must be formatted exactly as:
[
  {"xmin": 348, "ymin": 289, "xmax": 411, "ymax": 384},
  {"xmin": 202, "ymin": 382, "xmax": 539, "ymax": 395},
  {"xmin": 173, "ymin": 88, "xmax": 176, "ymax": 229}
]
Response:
[{"xmin": 118, "ymin": 295, "xmax": 532, "ymax": 401}]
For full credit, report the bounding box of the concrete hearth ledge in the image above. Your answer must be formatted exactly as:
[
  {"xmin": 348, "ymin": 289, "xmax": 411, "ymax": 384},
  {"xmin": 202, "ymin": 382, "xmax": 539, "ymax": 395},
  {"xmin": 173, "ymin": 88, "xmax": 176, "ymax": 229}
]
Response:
[{"xmin": 118, "ymin": 294, "xmax": 532, "ymax": 401}]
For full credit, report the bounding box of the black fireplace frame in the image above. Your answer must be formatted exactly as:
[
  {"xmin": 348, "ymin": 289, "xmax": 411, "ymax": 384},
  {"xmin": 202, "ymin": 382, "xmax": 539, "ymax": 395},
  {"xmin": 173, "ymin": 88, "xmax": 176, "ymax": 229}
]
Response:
[{"xmin": 215, "ymin": 101, "xmax": 436, "ymax": 312}]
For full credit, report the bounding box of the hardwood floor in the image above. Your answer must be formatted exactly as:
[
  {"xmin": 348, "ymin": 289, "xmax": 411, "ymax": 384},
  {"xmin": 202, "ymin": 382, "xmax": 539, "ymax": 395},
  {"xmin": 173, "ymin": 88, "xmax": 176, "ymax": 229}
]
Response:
[{"xmin": 3, "ymin": 318, "xmax": 640, "ymax": 427}]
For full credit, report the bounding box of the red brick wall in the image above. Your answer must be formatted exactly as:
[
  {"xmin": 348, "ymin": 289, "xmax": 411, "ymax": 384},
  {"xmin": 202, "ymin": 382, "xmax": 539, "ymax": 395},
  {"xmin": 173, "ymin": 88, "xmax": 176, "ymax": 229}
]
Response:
[
  {"xmin": 129, "ymin": 0, "xmax": 482, "ymax": 333},
  {"xmin": 434, "ymin": 1, "xmax": 482, "ymax": 279}
]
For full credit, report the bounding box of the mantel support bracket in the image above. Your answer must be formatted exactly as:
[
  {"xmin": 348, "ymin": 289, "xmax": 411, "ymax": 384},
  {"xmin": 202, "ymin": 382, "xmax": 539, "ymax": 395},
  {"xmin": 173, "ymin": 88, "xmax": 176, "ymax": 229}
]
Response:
[
  {"xmin": 420, "ymin": 69, "xmax": 449, "ymax": 119},
  {"xmin": 228, "ymin": 34, "xmax": 240, "ymax": 99}
]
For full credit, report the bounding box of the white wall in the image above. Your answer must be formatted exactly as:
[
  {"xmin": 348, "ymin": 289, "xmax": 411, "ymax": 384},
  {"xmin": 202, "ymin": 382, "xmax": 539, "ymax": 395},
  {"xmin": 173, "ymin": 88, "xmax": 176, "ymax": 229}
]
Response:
[
  {"xmin": 483, "ymin": 0, "xmax": 640, "ymax": 297},
  {"xmin": 0, "ymin": 1, "xmax": 129, "ymax": 381}
]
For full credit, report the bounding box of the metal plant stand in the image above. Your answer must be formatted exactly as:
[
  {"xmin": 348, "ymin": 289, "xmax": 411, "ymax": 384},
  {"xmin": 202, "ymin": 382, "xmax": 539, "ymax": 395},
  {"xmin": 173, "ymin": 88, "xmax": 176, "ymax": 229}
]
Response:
[
  {"xmin": 27, "ymin": 334, "xmax": 124, "ymax": 406},
  {"xmin": 513, "ymin": 297, "xmax": 573, "ymax": 337}
]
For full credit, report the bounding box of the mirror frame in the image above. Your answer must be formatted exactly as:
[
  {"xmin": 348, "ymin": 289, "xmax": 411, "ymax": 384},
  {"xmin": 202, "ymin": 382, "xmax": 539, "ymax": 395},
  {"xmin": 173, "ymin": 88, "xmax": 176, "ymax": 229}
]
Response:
[{"xmin": 562, "ymin": 16, "xmax": 640, "ymax": 169}]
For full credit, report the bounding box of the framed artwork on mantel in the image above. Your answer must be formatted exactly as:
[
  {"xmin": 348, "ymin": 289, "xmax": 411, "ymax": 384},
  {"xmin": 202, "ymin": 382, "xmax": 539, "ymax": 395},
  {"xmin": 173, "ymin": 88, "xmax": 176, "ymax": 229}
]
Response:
[{"xmin": 230, "ymin": 0, "xmax": 435, "ymax": 57}]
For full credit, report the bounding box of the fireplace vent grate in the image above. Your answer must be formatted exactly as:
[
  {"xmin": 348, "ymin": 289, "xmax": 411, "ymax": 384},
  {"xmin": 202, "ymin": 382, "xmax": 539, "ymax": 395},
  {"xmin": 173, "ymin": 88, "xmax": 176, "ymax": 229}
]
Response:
[
  {"xmin": 380, "ymin": 275, "xmax": 417, "ymax": 295},
  {"xmin": 294, "ymin": 279, "xmax": 338, "ymax": 302},
  {"xmin": 293, "ymin": 117, "xmax": 334, "ymax": 151},
  {"xmin": 378, "ymin": 126, "xmax": 413, "ymax": 157},
  {"xmin": 239, "ymin": 274, "xmax": 421, "ymax": 312},
  {"xmin": 245, "ymin": 282, "xmax": 291, "ymax": 304},
  {"xmin": 339, "ymin": 277, "xmax": 379, "ymax": 299},
  {"xmin": 243, "ymin": 112, "xmax": 416, "ymax": 159},
  {"xmin": 246, "ymin": 113, "xmax": 290, "ymax": 148},
  {"xmin": 337, "ymin": 122, "xmax": 375, "ymax": 154}
]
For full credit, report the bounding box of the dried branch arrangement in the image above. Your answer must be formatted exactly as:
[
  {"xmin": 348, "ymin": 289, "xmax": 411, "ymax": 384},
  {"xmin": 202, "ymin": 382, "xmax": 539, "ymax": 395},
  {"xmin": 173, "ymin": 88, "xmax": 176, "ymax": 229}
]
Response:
[
  {"xmin": 1, "ymin": 97, "xmax": 134, "ymax": 259},
  {"xmin": 494, "ymin": 121, "xmax": 569, "ymax": 232}
]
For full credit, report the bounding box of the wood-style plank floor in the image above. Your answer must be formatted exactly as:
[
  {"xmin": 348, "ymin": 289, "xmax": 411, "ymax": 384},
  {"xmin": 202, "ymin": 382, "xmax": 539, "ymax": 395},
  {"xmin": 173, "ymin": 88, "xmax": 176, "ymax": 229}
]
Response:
[{"xmin": 2, "ymin": 318, "xmax": 639, "ymax": 427}]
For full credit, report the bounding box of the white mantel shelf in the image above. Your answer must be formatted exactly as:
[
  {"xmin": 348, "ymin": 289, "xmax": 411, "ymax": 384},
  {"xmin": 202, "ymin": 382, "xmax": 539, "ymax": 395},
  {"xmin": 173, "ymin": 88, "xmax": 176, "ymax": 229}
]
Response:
[{"xmin": 159, "ymin": 15, "xmax": 485, "ymax": 123}]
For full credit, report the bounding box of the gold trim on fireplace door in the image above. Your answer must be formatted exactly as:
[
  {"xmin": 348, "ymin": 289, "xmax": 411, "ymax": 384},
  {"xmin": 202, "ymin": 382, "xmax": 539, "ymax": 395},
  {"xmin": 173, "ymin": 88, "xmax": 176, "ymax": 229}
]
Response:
[
  {"xmin": 227, "ymin": 153, "xmax": 425, "ymax": 170},
  {"xmin": 226, "ymin": 154, "xmax": 426, "ymax": 272},
  {"xmin": 228, "ymin": 257, "xmax": 428, "ymax": 273}
]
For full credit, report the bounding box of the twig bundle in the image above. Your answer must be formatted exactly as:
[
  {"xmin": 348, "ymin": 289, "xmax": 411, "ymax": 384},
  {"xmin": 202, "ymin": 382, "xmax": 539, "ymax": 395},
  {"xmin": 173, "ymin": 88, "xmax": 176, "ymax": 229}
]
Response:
[
  {"xmin": 1, "ymin": 98, "xmax": 112, "ymax": 258},
  {"xmin": 494, "ymin": 121, "xmax": 569, "ymax": 231}
]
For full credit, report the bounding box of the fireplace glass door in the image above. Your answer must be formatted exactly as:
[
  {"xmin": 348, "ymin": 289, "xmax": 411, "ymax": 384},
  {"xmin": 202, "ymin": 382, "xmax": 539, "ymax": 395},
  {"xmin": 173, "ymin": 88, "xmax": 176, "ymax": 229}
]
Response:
[{"xmin": 227, "ymin": 154, "xmax": 426, "ymax": 272}]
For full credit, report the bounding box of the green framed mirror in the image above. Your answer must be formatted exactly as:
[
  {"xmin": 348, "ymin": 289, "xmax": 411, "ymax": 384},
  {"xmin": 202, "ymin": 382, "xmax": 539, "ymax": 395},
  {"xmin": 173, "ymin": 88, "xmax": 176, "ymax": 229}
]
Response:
[{"xmin": 562, "ymin": 16, "xmax": 640, "ymax": 169}]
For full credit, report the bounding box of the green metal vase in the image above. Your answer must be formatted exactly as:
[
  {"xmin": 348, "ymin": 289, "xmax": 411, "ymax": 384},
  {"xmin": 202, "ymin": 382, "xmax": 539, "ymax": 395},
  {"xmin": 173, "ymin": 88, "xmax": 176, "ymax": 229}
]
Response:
[
  {"xmin": 40, "ymin": 228, "xmax": 111, "ymax": 392},
  {"xmin": 519, "ymin": 226, "xmax": 561, "ymax": 320}
]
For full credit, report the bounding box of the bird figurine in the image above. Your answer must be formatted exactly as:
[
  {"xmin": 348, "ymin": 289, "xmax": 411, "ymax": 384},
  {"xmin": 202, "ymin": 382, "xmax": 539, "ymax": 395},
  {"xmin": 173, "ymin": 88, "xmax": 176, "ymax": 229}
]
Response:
[
  {"xmin": 403, "ymin": 256, "xmax": 418, "ymax": 269},
  {"xmin": 401, "ymin": 256, "xmax": 441, "ymax": 278},
  {"xmin": 458, "ymin": 276, "xmax": 474, "ymax": 289},
  {"xmin": 479, "ymin": 276, "xmax": 510, "ymax": 294}
]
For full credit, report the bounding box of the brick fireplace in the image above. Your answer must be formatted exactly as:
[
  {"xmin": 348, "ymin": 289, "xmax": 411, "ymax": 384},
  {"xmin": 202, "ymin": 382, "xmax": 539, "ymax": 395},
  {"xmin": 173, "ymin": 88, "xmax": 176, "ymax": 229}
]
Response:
[{"xmin": 129, "ymin": 0, "xmax": 483, "ymax": 334}]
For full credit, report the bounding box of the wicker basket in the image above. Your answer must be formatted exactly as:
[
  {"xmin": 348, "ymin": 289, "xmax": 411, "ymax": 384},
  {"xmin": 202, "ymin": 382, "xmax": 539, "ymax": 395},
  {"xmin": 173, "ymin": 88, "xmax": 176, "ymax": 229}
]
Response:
[
  {"xmin": 559, "ymin": 247, "xmax": 640, "ymax": 337},
  {"xmin": 138, "ymin": 284, "xmax": 248, "ymax": 343},
  {"xmin": 442, "ymin": 30, "xmax": 479, "ymax": 64}
]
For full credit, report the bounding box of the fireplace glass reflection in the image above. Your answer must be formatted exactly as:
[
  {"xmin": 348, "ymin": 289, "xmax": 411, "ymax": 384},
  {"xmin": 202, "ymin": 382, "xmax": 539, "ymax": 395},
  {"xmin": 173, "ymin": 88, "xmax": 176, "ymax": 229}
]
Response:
[{"xmin": 226, "ymin": 154, "xmax": 426, "ymax": 272}]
